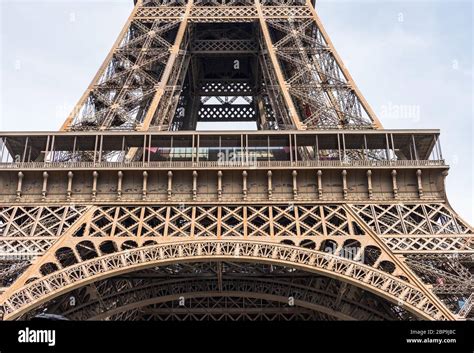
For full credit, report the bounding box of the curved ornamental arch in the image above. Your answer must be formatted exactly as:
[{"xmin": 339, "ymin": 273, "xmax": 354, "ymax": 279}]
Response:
[
  {"xmin": 55, "ymin": 276, "xmax": 409, "ymax": 321},
  {"xmin": 1, "ymin": 240, "xmax": 453, "ymax": 320}
]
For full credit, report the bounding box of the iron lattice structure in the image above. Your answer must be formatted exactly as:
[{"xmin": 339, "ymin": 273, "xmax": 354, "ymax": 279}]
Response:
[{"xmin": 0, "ymin": 0, "xmax": 472, "ymax": 321}]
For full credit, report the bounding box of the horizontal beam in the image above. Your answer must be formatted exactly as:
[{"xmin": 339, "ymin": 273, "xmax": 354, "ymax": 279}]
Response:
[
  {"xmin": 0, "ymin": 130, "xmax": 442, "ymax": 165},
  {"xmin": 0, "ymin": 129, "xmax": 441, "ymax": 136},
  {"xmin": 0, "ymin": 167, "xmax": 447, "ymax": 204},
  {"xmin": 0, "ymin": 160, "xmax": 447, "ymax": 171},
  {"xmin": 134, "ymin": 6, "xmax": 313, "ymax": 22}
]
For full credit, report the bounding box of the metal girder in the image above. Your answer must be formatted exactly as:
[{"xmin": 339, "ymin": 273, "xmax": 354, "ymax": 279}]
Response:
[
  {"xmin": 2, "ymin": 0, "xmax": 472, "ymax": 322},
  {"xmin": 37, "ymin": 267, "xmax": 407, "ymax": 320},
  {"xmin": 0, "ymin": 236, "xmax": 457, "ymax": 320},
  {"xmin": 60, "ymin": 0, "xmax": 383, "ymax": 131}
]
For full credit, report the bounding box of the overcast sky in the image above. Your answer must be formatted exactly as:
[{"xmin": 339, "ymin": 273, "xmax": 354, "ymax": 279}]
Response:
[{"xmin": 0, "ymin": 0, "xmax": 472, "ymax": 223}]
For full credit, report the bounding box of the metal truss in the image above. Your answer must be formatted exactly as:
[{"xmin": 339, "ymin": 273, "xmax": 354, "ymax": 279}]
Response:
[
  {"xmin": 22, "ymin": 262, "xmax": 414, "ymax": 320},
  {"xmin": 61, "ymin": 0, "xmax": 381, "ymax": 132},
  {"xmin": 1, "ymin": 0, "xmax": 472, "ymax": 322},
  {"xmin": 0, "ymin": 232, "xmax": 458, "ymax": 320},
  {"xmin": 114, "ymin": 297, "xmax": 323, "ymax": 321},
  {"xmin": 62, "ymin": 0, "xmax": 192, "ymax": 131},
  {"xmin": 0, "ymin": 200, "xmax": 471, "ymax": 319}
]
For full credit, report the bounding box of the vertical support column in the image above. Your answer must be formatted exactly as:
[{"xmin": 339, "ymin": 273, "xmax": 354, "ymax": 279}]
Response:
[
  {"xmin": 391, "ymin": 170, "xmax": 398, "ymax": 199},
  {"xmin": 341, "ymin": 170, "xmax": 348, "ymax": 200},
  {"xmin": 217, "ymin": 171, "xmax": 223, "ymax": 201},
  {"xmin": 167, "ymin": 171, "xmax": 173, "ymax": 201},
  {"xmin": 317, "ymin": 170, "xmax": 323, "ymax": 199},
  {"xmin": 41, "ymin": 171, "xmax": 48, "ymax": 201},
  {"xmin": 267, "ymin": 171, "xmax": 273, "ymax": 200},
  {"xmin": 416, "ymin": 169, "xmax": 424, "ymax": 198},
  {"xmin": 292, "ymin": 170, "xmax": 298, "ymax": 200},
  {"xmin": 117, "ymin": 171, "xmax": 123, "ymax": 201},
  {"xmin": 192, "ymin": 171, "xmax": 198, "ymax": 201},
  {"xmin": 67, "ymin": 171, "xmax": 74, "ymax": 201},
  {"xmin": 16, "ymin": 172, "xmax": 24, "ymax": 201},
  {"xmin": 142, "ymin": 171, "xmax": 148, "ymax": 201},
  {"xmin": 92, "ymin": 171, "xmax": 99, "ymax": 201},
  {"xmin": 366, "ymin": 170, "xmax": 373, "ymax": 199},
  {"xmin": 242, "ymin": 171, "xmax": 248, "ymax": 201}
]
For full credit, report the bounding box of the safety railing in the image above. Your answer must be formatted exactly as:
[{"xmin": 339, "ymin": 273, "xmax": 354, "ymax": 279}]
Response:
[{"xmin": 0, "ymin": 159, "xmax": 446, "ymax": 170}]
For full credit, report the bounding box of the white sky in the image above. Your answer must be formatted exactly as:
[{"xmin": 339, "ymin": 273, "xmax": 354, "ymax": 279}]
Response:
[{"xmin": 0, "ymin": 0, "xmax": 472, "ymax": 223}]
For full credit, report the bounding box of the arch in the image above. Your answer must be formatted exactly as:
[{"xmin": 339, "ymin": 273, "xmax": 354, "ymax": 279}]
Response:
[
  {"xmin": 378, "ymin": 260, "xmax": 396, "ymax": 274},
  {"xmin": 25, "ymin": 277, "xmax": 38, "ymax": 285},
  {"xmin": 280, "ymin": 239, "xmax": 295, "ymax": 246},
  {"xmin": 76, "ymin": 241, "xmax": 98, "ymax": 261},
  {"xmin": 143, "ymin": 240, "xmax": 158, "ymax": 247},
  {"xmin": 99, "ymin": 240, "xmax": 118, "ymax": 255},
  {"xmin": 1, "ymin": 240, "xmax": 450, "ymax": 320},
  {"xmin": 39, "ymin": 262, "xmax": 59, "ymax": 276},
  {"xmin": 121, "ymin": 240, "xmax": 138, "ymax": 251},
  {"xmin": 55, "ymin": 247, "xmax": 78, "ymax": 268},
  {"xmin": 58, "ymin": 276, "xmax": 404, "ymax": 321},
  {"xmin": 299, "ymin": 239, "xmax": 316, "ymax": 249},
  {"xmin": 340, "ymin": 239, "xmax": 361, "ymax": 261},
  {"xmin": 319, "ymin": 239, "xmax": 338, "ymax": 253},
  {"xmin": 363, "ymin": 245, "xmax": 382, "ymax": 266}
]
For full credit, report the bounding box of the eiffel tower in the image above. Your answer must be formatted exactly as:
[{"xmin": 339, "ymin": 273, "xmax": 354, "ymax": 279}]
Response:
[{"xmin": 0, "ymin": 0, "xmax": 472, "ymax": 321}]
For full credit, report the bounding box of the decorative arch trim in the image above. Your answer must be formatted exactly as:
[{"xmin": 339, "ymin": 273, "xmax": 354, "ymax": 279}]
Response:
[{"xmin": 1, "ymin": 240, "xmax": 452, "ymax": 320}]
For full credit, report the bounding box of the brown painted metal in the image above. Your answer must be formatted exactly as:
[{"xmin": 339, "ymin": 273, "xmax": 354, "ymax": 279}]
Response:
[{"xmin": 0, "ymin": 0, "xmax": 472, "ymax": 321}]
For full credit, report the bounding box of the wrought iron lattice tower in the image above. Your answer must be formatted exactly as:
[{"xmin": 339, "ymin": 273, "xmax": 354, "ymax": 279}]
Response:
[{"xmin": 0, "ymin": 0, "xmax": 472, "ymax": 321}]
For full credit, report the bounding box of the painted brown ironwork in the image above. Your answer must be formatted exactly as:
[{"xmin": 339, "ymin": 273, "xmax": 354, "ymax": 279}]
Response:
[{"xmin": 0, "ymin": 0, "xmax": 472, "ymax": 321}]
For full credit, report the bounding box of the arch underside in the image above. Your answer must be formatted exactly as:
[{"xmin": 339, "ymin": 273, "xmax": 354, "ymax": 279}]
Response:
[
  {"xmin": 22, "ymin": 262, "xmax": 415, "ymax": 321},
  {"xmin": 0, "ymin": 203, "xmax": 470, "ymax": 320},
  {"xmin": 3, "ymin": 240, "xmax": 450, "ymax": 320}
]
